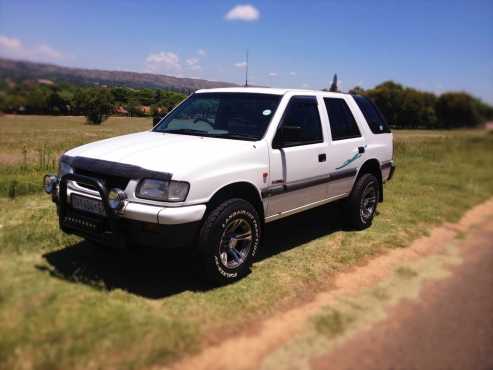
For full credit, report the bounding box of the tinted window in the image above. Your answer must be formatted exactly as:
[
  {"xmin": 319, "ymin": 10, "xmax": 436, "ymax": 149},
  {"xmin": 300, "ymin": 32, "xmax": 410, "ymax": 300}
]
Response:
[
  {"xmin": 275, "ymin": 96, "xmax": 323, "ymax": 147},
  {"xmin": 324, "ymin": 98, "xmax": 361, "ymax": 140},
  {"xmin": 353, "ymin": 95, "xmax": 391, "ymax": 134},
  {"xmin": 154, "ymin": 93, "xmax": 281, "ymax": 140}
]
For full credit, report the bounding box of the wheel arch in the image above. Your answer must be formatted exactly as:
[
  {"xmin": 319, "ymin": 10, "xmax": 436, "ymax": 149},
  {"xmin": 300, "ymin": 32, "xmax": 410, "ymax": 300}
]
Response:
[
  {"xmin": 356, "ymin": 159, "xmax": 383, "ymax": 202},
  {"xmin": 207, "ymin": 181, "xmax": 264, "ymax": 220}
]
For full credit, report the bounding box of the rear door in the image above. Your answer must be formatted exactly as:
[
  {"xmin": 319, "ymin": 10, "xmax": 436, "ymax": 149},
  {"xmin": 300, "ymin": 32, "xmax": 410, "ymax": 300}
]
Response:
[
  {"xmin": 266, "ymin": 95, "xmax": 329, "ymax": 216},
  {"xmin": 322, "ymin": 97, "xmax": 367, "ymax": 198},
  {"xmin": 352, "ymin": 95, "xmax": 394, "ymax": 181}
]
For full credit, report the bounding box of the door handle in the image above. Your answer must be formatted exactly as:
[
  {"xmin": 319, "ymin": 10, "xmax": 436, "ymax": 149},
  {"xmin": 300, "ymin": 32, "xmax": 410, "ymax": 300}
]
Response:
[
  {"xmin": 318, "ymin": 153, "xmax": 326, "ymax": 162},
  {"xmin": 358, "ymin": 146, "xmax": 365, "ymax": 154}
]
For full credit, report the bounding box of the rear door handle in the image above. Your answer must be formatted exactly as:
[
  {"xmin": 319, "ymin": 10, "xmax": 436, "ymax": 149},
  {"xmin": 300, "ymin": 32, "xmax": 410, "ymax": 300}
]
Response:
[
  {"xmin": 358, "ymin": 146, "xmax": 365, "ymax": 154},
  {"xmin": 318, "ymin": 153, "xmax": 326, "ymax": 162}
]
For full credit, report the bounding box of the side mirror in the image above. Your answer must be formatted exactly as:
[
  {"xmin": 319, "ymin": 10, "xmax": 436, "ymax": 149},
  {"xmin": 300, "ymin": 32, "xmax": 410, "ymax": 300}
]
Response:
[{"xmin": 273, "ymin": 125, "xmax": 302, "ymax": 148}]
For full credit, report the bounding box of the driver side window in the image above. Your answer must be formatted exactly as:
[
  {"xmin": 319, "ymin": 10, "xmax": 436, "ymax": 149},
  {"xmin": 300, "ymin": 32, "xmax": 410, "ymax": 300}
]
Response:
[{"xmin": 274, "ymin": 96, "xmax": 323, "ymax": 148}]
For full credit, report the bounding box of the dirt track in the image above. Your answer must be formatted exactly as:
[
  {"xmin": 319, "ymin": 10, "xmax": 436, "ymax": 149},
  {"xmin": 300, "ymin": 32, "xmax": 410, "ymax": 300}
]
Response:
[
  {"xmin": 312, "ymin": 214, "xmax": 493, "ymax": 370},
  {"xmin": 166, "ymin": 198, "xmax": 493, "ymax": 370}
]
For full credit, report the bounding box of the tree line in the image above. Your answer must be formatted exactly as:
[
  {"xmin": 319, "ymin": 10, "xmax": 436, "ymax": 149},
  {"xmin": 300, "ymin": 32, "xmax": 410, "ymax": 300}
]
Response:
[
  {"xmin": 0, "ymin": 80, "xmax": 186, "ymax": 124},
  {"xmin": 349, "ymin": 81, "xmax": 493, "ymax": 129},
  {"xmin": 1, "ymin": 78, "xmax": 492, "ymax": 128}
]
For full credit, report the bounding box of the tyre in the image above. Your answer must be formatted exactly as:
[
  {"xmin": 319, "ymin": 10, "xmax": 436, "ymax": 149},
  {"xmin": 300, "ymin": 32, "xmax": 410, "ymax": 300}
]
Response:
[
  {"xmin": 345, "ymin": 173, "xmax": 379, "ymax": 230},
  {"xmin": 198, "ymin": 198, "xmax": 261, "ymax": 284}
]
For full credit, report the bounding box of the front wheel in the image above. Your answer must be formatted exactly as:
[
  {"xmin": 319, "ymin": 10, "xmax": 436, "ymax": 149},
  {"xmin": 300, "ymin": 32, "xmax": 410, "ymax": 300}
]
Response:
[
  {"xmin": 198, "ymin": 198, "xmax": 261, "ymax": 284},
  {"xmin": 344, "ymin": 173, "xmax": 379, "ymax": 230}
]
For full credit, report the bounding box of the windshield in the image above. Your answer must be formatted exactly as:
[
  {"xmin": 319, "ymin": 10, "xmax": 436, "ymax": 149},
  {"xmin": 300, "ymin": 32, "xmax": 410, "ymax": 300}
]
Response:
[{"xmin": 153, "ymin": 92, "xmax": 282, "ymax": 141}]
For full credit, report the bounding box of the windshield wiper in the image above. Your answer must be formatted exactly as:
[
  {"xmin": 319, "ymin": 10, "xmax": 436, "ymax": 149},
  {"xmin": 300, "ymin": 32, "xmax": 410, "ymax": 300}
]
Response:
[
  {"xmin": 160, "ymin": 129, "xmax": 257, "ymax": 141},
  {"xmin": 162, "ymin": 128, "xmax": 212, "ymax": 136},
  {"xmin": 215, "ymin": 133, "xmax": 257, "ymax": 141}
]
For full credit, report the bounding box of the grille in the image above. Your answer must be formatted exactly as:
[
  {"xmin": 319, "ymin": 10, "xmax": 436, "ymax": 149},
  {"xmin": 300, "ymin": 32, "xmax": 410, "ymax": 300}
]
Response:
[{"xmin": 74, "ymin": 168, "xmax": 130, "ymax": 191}]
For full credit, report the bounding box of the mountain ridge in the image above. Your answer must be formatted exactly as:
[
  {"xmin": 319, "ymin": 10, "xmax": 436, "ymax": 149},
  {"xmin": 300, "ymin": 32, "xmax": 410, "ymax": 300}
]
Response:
[{"xmin": 0, "ymin": 58, "xmax": 237, "ymax": 92}]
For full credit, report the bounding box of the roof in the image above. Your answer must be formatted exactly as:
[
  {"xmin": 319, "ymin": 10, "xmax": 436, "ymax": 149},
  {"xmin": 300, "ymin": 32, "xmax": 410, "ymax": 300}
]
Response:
[{"xmin": 195, "ymin": 86, "xmax": 349, "ymax": 98}]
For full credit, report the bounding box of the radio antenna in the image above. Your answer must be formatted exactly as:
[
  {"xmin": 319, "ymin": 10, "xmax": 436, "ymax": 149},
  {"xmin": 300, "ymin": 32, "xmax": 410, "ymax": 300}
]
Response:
[{"xmin": 244, "ymin": 49, "xmax": 249, "ymax": 87}]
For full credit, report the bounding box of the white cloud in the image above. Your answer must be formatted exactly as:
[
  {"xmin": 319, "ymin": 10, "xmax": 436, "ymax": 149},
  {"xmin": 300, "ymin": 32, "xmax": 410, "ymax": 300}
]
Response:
[
  {"xmin": 225, "ymin": 4, "xmax": 260, "ymax": 22},
  {"xmin": 289, "ymin": 71, "xmax": 296, "ymax": 76},
  {"xmin": 146, "ymin": 51, "xmax": 180, "ymax": 65},
  {"xmin": 186, "ymin": 57, "xmax": 199, "ymax": 66},
  {"xmin": 186, "ymin": 57, "xmax": 201, "ymax": 71},
  {"xmin": 0, "ymin": 34, "xmax": 64, "ymax": 62},
  {"xmin": 36, "ymin": 44, "xmax": 63, "ymax": 59},
  {"xmin": 0, "ymin": 35, "xmax": 22, "ymax": 50},
  {"xmin": 146, "ymin": 51, "xmax": 204, "ymax": 76},
  {"xmin": 268, "ymin": 72, "xmax": 278, "ymax": 77},
  {"xmin": 301, "ymin": 83, "xmax": 310, "ymax": 88},
  {"xmin": 234, "ymin": 61, "xmax": 247, "ymax": 68},
  {"xmin": 197, "ymin": 48, "xmax": 207, "ymax": 56},
  {"xmin": 146, "ymin": 51, "xmax": 182, "ymax": 74}
]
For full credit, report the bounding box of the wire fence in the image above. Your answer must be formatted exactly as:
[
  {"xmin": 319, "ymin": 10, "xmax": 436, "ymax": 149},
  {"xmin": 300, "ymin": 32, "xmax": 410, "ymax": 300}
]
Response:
[{"xmin": 2, "ymin": 145, "xmax": 58, "ymax": 199}]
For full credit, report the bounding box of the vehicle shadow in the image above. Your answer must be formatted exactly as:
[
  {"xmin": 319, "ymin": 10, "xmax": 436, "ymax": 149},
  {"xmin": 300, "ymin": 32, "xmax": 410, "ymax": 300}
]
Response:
[{"xmin": 41, "ymin": 201, "xmax": 347, "ymax": 299}]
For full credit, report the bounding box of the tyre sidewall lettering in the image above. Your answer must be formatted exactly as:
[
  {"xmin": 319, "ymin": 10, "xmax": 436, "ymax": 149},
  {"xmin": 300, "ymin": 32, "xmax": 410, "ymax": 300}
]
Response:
[{"xmin": 215, "ymin": 209, "xmax": 260, "ymax": 278}]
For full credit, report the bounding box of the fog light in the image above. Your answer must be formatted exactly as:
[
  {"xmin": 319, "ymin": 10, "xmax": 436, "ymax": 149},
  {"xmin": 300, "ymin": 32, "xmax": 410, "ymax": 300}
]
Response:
[
  {"xmin": 43, "ymin": 175, "xmax": 58, "ymax": 194},
  {"xmin": 108, "ymin": 188, "xmax": 127, "ymax": 211}
]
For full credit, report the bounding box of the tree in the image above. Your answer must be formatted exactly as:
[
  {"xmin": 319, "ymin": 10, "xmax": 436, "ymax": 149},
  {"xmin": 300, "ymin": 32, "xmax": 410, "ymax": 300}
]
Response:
[
  {"xmin": 111, "ymin": 87, "xmax": 130, "ymax": 105},
  {"xmin": 436, "ymin": 92, "xmax": 481, "ymax": 128},
  {"xmin": 329, "ymin": 74, "xmax": 338, "ymax": 92},
  {"xmin": 74, "ymin": 87, "xmax": 114, "ymax": 124},
  {"xmin": 365, "ymin": 81, "xmax": 437, "ymax": 128},
  {"xmin": 0, "ymin": 93, "xmax": 26, "ymax": 113},
  {"xmin": 47, "ymin": 89, "xmax": 69, "ymax": 115},
  {"xmin": 474, "ymin": 98, "xmax": 493, "ymax": 123},
  {"xmin": 349, "ymin": 86, "xmax": 365, "ymax": 95},
  {"xmin": 25, "ymin": 86, "xmax": 50, "ymax": 114},
  {"xmin": 367, "ymin": 81, "xmax": 405, "ymax": 127}
]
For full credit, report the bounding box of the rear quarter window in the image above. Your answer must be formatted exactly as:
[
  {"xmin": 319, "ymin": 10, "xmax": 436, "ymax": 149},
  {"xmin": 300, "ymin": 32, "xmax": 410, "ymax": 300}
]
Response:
[
  {"xmin": 323, "ymin": 97, "xmax": 361, "ymax": 141},
  {"xmin": 353, "ymin": 95, "xmax": 391, "ymax": 134}
]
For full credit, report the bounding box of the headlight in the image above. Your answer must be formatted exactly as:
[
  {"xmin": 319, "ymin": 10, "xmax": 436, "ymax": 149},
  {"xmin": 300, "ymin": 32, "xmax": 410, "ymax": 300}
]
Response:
[
  {"xmin": 136, "ymin": 179, "xmax": 190, "ymax": 202},
  {"xmin": 58, "ymin": 161, "xmax": 74, "ymax": 177}
]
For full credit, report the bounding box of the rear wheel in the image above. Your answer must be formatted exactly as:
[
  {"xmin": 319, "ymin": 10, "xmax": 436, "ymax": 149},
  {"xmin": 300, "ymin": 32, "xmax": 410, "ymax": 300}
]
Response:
[
  {"xmin": 198, "ymin": 198, "xmax": 261, "ymax": 284},
  {"xmin": 345, "ymin": 173, "xmax": 379, "ymax": 230}
]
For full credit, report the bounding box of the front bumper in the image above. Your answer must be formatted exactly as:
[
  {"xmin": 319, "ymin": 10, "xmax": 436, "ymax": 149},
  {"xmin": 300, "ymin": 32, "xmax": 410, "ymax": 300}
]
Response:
[{"xmin": 52, "ymin": 173, "xmax": 205, "ymax": 248}]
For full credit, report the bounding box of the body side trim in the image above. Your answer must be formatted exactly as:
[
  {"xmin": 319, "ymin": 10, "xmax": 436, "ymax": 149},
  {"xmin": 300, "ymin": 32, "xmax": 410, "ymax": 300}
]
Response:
[
  {"xmin": 261, "ymin": 168, "xmax": 357, "ymax": 198},
  {"xmin": 265, "ymin": 193, "xmax": 348, "ymax": 223}
]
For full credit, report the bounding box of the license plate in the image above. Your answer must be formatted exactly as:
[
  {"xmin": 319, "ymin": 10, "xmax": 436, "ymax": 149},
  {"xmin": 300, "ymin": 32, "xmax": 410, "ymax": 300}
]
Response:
[{"xmin": 71, "ymin": 194, "xmax": 106, "ymax": 216}]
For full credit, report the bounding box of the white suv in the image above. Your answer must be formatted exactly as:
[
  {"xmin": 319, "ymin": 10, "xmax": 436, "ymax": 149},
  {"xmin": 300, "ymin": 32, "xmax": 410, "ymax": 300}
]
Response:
[{"xmin": 44, "ymin": 87, "xmax": 395, "ymax": 283}]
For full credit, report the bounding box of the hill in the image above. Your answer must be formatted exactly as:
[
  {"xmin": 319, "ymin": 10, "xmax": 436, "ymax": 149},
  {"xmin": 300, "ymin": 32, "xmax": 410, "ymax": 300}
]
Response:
[{"xmin": 0, "ymin": 58, "xmax": 236, "ymax": 92}]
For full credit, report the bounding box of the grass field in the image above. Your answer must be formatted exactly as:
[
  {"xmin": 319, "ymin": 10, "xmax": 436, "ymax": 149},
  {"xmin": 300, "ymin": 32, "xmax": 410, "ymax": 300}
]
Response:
[
  {"xmin": 0, "ymin": 115, "xmax": 150, "ymax": 197},
  {"xmin": 1, "ymin": 115, "xmax": 493, "ymax": 370}
]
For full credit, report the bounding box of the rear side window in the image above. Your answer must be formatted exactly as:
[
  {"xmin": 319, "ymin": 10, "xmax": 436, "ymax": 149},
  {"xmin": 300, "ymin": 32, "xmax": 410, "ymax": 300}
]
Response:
[
  {"xmin": 274, "ymin": 96, "xmax": 323, "ymax": 147},
  {"xmin": 324, "ymin": 98, "xmax": 361, "ymax": 141},
  {"xmin": 353, "ymin": 95, "xmax": 391, "ymax": 134}
]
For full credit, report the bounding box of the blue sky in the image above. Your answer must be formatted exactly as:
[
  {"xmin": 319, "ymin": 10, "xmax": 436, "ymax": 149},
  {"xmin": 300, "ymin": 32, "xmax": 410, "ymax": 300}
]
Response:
[{"xmin": 1, "ymin": 0, "xmax": 492, "ymax": 102}]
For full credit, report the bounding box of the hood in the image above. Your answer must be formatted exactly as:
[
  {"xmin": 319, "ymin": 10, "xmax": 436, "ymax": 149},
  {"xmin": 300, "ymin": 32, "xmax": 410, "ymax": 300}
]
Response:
[{"xmin": 64, "ymin": 131, "xmax": 261, "ymax": 179}]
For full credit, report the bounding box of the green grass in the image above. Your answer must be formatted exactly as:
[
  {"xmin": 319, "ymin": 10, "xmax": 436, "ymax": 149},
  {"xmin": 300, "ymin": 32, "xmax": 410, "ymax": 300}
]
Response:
[
  {"xmin": 0, "ymin": 115, "xmax": 150, "ymax": 197},
  {"xmin": 1, "ymin": 116, "xmax": 493, "ymax": 369}
]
